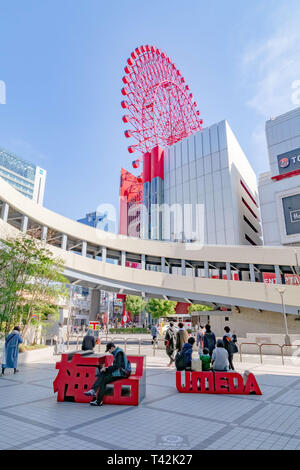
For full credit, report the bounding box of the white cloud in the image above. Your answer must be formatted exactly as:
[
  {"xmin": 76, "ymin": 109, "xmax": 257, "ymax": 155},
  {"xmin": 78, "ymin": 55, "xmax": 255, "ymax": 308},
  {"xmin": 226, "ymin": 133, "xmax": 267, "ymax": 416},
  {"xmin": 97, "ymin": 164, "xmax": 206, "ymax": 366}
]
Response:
[{"xmin": 243, "ymin": 10, "xmax": 300, "ymax": 118}]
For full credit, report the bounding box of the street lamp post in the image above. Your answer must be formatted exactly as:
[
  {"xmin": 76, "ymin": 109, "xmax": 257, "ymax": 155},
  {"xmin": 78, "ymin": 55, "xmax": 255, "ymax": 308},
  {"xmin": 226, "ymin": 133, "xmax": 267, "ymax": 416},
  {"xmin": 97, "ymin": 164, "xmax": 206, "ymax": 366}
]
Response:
[{"xmin": 275, "ymin": 286, "xmax": 290, "ymax": 345}]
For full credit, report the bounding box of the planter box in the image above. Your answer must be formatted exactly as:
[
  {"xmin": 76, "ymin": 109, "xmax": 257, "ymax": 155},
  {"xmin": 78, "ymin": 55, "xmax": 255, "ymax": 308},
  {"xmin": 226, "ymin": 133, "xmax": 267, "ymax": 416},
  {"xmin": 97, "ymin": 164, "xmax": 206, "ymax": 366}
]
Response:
[{"xmin": 18, "ymin": 346, "xmax": 55, "ymax": 364}]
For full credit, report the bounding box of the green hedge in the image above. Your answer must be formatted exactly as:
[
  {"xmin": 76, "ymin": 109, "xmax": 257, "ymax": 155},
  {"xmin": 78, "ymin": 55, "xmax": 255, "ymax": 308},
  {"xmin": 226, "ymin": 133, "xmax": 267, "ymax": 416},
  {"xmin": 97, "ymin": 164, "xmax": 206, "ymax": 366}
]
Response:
[{"xmin": 109, "ymin": 328, "xmax": 149, "ymax": 334}]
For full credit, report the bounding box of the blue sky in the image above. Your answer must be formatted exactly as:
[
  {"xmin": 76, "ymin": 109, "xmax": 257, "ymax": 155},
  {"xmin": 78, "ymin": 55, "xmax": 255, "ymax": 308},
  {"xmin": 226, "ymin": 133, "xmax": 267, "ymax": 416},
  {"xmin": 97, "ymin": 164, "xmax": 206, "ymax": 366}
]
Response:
[{"xmin": 1, "ymin": 0, "xmax": 300, "ymax": 224}]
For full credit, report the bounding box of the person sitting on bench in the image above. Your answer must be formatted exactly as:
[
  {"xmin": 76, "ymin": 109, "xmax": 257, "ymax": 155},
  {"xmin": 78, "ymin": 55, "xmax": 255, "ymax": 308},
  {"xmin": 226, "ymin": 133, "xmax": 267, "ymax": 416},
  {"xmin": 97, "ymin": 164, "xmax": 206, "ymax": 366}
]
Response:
[
  {"xmin": 212, "ymin": 339, "xmax": 229, "ymax": 372},
  {"xmin": 84, "ymin": 342, "xmax": 129, "ymax": 406}
]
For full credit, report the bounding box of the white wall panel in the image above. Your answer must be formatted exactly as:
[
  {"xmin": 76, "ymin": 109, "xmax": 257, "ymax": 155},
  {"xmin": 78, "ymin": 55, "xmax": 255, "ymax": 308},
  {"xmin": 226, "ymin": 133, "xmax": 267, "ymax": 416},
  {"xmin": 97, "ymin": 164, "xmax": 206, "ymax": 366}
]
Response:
[
  {"xmin": 175, "ymin": 144, "xmax": 182, "ymax": 168},
  {"xmin": 188, "ymin": 135, "xmax": 196, "ymax": 161},
  {"xmin": 220, "ymin": 149, "xmax": 229, "ymax": 169},
  {"xmin": 195, "ymin": 131, "xmax": 203, "ymax": 159},
  {"xmin": 202, "ymin": 128, "xmax": 211, "ymax": 156},
  {"xmin": 182, "ymin": 164, "xmax": 189, "ymax": 183},
  {"xmin": 183, "ymin": 183, "xmax": 190, "ymax": 203},
  {"xmin": 210, "ymin": 124, "xmax": 219, "ymax": 153},
  {"xmin": 189, "ymin": 160, "xmax": 196, "ymax": 180},
  {"xmin": 169, "ymin": 146, "xmax": 175, "ymax": 171},
  {"xmin": 204, "ymin": 155, "xmax": 212, "ymax": 174},
  {"xmin": 196, "ymin": 158, "xmax": 204, "ymax": 177},
  {"xmin": 212, "ymin": 151, "xmax": 220, "ymax": 172},
  {"xmin": 170, "ymin": 169, "xmax": 176, "ymax": 188},
  {"xmin": 181, "ymin": 139, "xmax": 188, "ymax": 166},
  {"xmin": 176, "ymin": 167, "xmax": 182, "ymax": 186}
]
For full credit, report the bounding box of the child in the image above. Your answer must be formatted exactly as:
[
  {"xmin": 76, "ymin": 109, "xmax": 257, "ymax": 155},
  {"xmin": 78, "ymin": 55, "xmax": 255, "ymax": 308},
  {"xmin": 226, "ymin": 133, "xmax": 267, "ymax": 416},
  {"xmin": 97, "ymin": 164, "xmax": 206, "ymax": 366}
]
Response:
[{"xmin": 199, "ymin": 347, "xmax": 211, "ymax": 371}]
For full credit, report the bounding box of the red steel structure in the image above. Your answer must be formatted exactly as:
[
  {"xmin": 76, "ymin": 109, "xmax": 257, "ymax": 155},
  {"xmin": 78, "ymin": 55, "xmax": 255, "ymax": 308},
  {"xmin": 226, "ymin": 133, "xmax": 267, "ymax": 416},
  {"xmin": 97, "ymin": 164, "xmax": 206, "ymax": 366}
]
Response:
[
  {"xmin": 119, "ymin": 168, "xmax": 142, "ymax": 237},
  {"xmin": 121, "ymin": 44, "xmax": 203, "ymax": 169}
]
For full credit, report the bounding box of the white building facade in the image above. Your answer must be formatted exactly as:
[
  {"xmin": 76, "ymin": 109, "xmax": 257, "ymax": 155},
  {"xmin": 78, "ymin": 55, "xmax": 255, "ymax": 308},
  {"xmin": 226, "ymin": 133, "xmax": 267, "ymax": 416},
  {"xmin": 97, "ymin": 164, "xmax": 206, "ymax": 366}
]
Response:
[
  {"xmin": 259, "ymin": 107, "xmax": 300, "ymax": 246},
  {"xmin": 163, "ymin": 120, "xmax": 262, "ymax": 246}
]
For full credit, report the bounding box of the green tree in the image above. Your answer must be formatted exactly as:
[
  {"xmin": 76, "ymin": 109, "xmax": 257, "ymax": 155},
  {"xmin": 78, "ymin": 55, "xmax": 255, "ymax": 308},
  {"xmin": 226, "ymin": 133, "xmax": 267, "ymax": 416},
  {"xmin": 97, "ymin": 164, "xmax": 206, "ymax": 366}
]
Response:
[
  {"xmin": 0, "ymin": 235, "xmax": 68, "ymax": 338},
  {"xmin": 188, "ymin": 304, "xmax": 212, "ymax": 313},
  {"xmin": 125, "ymin": 295, "xmax": 146, "ymax": 320},
  {"xmin": 145, "ymin": 298, "xmax": 177, "ymax": 320}
]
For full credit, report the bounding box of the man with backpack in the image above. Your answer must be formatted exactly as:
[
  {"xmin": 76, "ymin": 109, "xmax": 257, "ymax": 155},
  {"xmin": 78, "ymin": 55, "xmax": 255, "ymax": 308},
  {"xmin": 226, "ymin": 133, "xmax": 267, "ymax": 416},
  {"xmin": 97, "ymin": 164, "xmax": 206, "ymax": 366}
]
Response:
[
  {"xmin": 84, "ymin": 342, "xmax": 131, "ymax": 406},
  {"xmin": 175, "ymin": 337, "xmax": 195, "ymax": 371},
  {"xmin": 203, "ymin": 324, "xmax": 216, "ymax": 357},
  {"xmin": 164, "ymin": 322, "xmax": 177, "ymax": 367}
]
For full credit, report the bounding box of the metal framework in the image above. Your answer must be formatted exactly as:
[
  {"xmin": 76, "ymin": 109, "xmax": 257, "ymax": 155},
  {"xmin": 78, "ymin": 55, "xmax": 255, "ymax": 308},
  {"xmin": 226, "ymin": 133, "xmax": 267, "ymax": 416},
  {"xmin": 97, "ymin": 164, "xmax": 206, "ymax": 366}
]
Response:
[{"xmin": 121, "ymin": 45, "xmax": 203, "ymax": 166}]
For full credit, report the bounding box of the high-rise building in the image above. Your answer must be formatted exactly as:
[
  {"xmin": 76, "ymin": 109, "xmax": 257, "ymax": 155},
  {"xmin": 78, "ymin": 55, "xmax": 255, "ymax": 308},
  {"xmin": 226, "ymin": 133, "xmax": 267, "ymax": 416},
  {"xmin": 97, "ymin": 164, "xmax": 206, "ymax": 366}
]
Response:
[
  {"xmin": 0, "ymin": 147, "xmax": 46, "ymax": 205},
  {"xmin": 77, "ymin": 211, "xmax": 115, "ymax": 233},
  {"xmin": 259, "ymin": 107, "xmax": 300, "ymax": 246},
  {"xmin": 142, "ymin": 121, "xmax": 262, "ymax": 246}
]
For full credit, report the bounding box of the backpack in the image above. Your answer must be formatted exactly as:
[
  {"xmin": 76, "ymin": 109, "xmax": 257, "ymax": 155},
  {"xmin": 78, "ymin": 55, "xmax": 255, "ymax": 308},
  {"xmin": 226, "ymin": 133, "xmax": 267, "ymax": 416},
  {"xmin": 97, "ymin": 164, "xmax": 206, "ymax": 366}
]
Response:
[
  {"xmin": 175, "ymin": 350, "xmax": 186, "ymax": 371},
  {"xmin": 205, "ymin": 333, "xmax": 215, "ymax": 352},
  {"xmin": 165, "ymin": 328, "xmax": 176, "ymax": 348},
  {"xmin": 120, "ymin": 351, "xmax": 132, "ymax": 378}
]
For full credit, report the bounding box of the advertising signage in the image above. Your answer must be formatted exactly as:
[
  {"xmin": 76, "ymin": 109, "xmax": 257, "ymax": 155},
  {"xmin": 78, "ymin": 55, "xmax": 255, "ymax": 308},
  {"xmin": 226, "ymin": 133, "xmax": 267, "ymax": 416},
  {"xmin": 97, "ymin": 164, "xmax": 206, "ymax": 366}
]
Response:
[
  {"xmin": 282, "ymin": 194, "xmax": 300, "ymax": 235},
  {"xmin": 277, "ymin": 147, "xmax": 300, "ymax": 175}
]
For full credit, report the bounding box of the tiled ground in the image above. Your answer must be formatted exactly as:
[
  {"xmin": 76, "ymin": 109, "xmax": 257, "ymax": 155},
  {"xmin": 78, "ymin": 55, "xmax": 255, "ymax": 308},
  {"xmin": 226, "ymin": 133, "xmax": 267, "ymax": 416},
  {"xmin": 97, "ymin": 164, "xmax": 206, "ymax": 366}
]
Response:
[{"xmin": 0, "ymin": 354, "xmax": 300, "ymax": 450}]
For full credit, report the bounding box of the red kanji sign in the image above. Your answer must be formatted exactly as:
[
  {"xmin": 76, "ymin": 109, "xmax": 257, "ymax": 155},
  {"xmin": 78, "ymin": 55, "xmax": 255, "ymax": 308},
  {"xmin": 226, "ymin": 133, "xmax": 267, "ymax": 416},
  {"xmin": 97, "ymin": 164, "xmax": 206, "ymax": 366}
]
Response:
[{"xmin": 89, "ymin": 321, "xmax": 100, "ymax": 330}]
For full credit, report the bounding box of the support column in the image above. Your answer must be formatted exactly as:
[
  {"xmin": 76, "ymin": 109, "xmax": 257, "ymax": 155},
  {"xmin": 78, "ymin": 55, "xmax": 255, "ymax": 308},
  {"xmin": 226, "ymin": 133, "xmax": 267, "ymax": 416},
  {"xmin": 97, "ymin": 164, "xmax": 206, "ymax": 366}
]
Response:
[
  {"xmin": 141, "ymin": 254, "xmax": 146, "ymax": 270},
  {"xmin": 1, "ymin": 202, "xmax": 9, "ymax": 222},
  {"xmin": 41, "ymin": 226, "xmax": 48, "ymax": 242},
  {"xmin": 89, "ymin": 289, "xmax": 100, "ymax": 322},
  {"xmin": 275, "ymin": 265, "xmax": 282, "ymax": 284},
  {"xmin": 181, "ymin": 259, "xmax": 186, "ymax": 276},
  {"xmin": 161, "ymin": 256, "xmax": 166, "ymax": 273},
  {"xmin": 121, "ymin": 251, "xmax": 126, "ymax": 267},
  {"xmin": 82, "ymin": 241, "xmax": 87, "ymax": 257},
  {"xmin": 226, "ymin": 263, "xmax": 231, "ymax": 281},
  {"xmin": 249, "ymin": 263, "xmax": 255, "ymax": 283},
  {"xmin": 61, "ymin": 234, "xmax": 67, "ymax": 250},
  {"xmin": 21, "ymin": 215, "xmax": 28, "ymax": 233},
  {"xmin": 102, "ymin": 246, "xmax": 107, "ymax": 263},
  {"xmin": 204, "ymin": 261, "xmax": 209, "ymax": 278}
]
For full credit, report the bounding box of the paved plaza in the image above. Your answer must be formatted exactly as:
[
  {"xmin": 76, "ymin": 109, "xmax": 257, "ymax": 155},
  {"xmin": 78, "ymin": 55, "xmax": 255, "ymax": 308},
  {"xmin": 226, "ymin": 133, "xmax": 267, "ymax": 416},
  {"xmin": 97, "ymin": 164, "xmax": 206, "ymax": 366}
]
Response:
[{"xmin": 0, "ymin": 350, "xmax": 300, "ymax": 450}]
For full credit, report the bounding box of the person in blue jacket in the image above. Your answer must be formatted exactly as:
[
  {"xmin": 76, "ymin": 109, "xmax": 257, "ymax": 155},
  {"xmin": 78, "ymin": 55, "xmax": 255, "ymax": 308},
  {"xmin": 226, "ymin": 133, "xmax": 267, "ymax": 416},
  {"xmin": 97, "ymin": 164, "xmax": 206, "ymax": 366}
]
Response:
[
  {"xmin": 203, "ymin": 324, "xmax": 216, "ymax": 357},
  {"xmin": 177, "ymin": 337, "xmax": 195, "ymax": 371},
  {"xmin": 1, "ymin": 326, "xmax": 23, "ymax": 375}
]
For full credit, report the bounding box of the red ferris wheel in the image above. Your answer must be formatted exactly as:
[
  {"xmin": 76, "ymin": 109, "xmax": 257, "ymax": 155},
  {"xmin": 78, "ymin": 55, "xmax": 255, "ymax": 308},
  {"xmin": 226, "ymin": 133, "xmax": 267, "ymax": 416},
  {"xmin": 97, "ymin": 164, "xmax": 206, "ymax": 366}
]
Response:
[{"xmin": 121, "ymin": 45, "xmax": 203, "ymax": 169}]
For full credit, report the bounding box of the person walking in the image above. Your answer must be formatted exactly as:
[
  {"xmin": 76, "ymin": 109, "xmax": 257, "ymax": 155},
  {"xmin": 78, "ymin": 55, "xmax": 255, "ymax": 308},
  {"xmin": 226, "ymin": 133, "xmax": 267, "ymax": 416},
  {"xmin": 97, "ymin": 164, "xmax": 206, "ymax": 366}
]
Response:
[
  {"xmin": 84, "ymin": 342, "xmax": 130, "ymax": 406},
  {"xmin": 211, "ymin": 339, "xmax": 229, "ymax": 372},
  {"xmin": 223, "ymin": 326, "xmax": 237, "ymax": 370},
  {"xmin": 151, "ymin": 324, "xmax": 159, "ymax": 346},
  {"xmin": 176, "ymin": 322, "xmax": 189, "ymax": 352},
  {"xmin": 196, "ymin": 325, "xmax": 205, "ymax": 354},
  {"xmin": 56, "ymin": 323, "xmax": 65, "ymax": 354},
  {"xmin": 1, "ymin": 326, "xmax": 23, "ymax": 376},
  {"xmin": 203, "ymin": 324, "xmax": 216, "ymax": 357},
  {"xmin": 164, "ymin": 322, "xmax": 177, "ymax": 367},
  {"xmin": 81, "ymin": 330, "xmax": 96, "ymax": 351}
]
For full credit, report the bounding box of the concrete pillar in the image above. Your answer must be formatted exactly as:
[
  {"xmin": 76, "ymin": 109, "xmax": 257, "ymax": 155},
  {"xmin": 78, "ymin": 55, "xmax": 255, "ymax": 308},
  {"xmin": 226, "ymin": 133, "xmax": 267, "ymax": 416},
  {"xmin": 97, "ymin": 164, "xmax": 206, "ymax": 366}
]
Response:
[
  {"xmin": 102, "ymin": 246, "xmax": 107, "ymax": 263},
  {"xmin": 275, "ymin": 265, "xmax": 282, "ymax": 284},
  {"xmin": 204, "ymin": 261, "xmax": 209, "ymax": 278},
  {"xmin": 82, "ymin": 240, "xmax": 87, "ymax": 257},
  {"xmin": 141, "ymin": 254, "xmax": 146, "ymax": 270},
  {"xmin": 181, "ymin": 259, "xmax": 186, "ymax": 276},
  {"xmin": 226, "ymin": 262, "xmax": 231, "ymax": 281},
  {"xmin": 161, "ymin": 256, "xmax": 166, "ymax": 273},
  {"xmin": 1, "ymin": 202, "xmax": 9, "ymax": 222},
  {"xmin": 249, "ymin": 263, "xmax": 255, "ymax": 283},
  {"xmin": 41, "ymin": 226, "xmax": 48, "ymax": 242},
  {"xmin": 121, "ymin": 251, "xmax": 126, "ymax": 267},
  {"xmin": 21, "ymin": 215, "xmax": 28, "ymax": 233},
  {"xmin": 89, "ymin": 289, "xmax": 100, "ymax": 322},
  {"xmin": 61, "ymin": 234, "xmax": 67, "ymax": 250}
]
